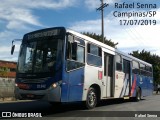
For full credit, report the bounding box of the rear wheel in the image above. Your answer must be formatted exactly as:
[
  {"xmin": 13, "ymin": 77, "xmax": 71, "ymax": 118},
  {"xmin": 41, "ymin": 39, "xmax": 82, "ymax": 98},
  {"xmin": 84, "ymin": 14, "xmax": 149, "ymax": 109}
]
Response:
[{"xmin": 86, "ymin": 87, "xmax": 97, "ymax": 109}]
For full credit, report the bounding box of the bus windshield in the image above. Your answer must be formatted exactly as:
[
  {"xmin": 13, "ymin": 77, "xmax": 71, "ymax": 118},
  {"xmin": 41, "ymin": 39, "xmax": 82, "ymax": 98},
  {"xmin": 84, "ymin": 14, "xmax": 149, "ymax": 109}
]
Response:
[{"xmin": 18, "ymin": 37, "xmax": 63, "ymax": 74}]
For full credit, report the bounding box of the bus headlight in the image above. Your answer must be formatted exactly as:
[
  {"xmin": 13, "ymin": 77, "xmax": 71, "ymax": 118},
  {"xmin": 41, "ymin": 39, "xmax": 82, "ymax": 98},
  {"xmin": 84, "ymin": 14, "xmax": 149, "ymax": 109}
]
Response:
[
  {"xmin": 52, "ymin": 83, "xmax": 57, "ymax": 88},
  {"xmin": 51, "ymin": 81, "xmax": 62, "ymax": 89}
]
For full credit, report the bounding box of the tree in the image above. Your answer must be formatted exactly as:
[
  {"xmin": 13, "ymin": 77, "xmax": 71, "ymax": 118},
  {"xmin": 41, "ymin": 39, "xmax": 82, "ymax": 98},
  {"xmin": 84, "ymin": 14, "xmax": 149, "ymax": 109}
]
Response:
[
  {"xmin": 130, "ymin": 49, "xmax": 160, "ymax": 85},
  {"xmin": 0, "ymin": 66, "xmax": 9, "ymax": 78},
  {"xmin": 83, "ymin": 32, "xmax": 118, "ymax": 48}
]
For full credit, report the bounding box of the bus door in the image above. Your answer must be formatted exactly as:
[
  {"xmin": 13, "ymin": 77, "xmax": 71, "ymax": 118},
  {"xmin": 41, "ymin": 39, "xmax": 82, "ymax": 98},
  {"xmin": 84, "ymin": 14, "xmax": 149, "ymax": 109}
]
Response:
[
  {"xmin": 114, "ymin": 55, "xmax": 124, "ymax": 98},
  {"xmin": 114, "ymin": 56, "xmax": 131, "ymax": 98},
  {"xmin": 104, "ymin": 53, "xmax": 114, "ymax": 97},
  {"xmin": 122, "ymin": 59, "xmax": 131, "ymax": 97}
]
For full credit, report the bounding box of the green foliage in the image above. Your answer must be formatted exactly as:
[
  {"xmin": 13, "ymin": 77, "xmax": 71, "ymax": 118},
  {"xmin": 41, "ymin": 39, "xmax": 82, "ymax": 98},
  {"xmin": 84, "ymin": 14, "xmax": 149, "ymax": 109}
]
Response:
[
  {"xmin": 83, "ymin": 32, "xmax": 118, "ymax": 48},
  {"xmin": 0, "ymin": 67, "xmax": 9, "ymax": 77},
  {"xmin": 130, "ymin": 49, "xmax": 160, "ymax": 85}
]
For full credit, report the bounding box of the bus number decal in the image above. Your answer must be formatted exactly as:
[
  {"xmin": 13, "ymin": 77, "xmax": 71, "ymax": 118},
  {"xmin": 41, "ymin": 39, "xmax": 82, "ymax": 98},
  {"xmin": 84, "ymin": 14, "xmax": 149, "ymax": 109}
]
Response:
[{"xmin": 37, "ymin": 84, "xmax": 46, "ymax": 89}]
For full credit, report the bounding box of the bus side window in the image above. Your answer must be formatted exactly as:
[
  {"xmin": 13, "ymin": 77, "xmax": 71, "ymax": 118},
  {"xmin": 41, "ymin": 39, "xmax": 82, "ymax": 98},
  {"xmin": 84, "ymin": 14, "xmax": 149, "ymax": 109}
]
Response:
[
  {"xmin": 116, "ymin": 55, "xmax": 122, "ymax": 71},
  {"xmin": 66, "ymin": 35, "xmax": 85, "ymax": 71},
  {"xmin": 87, "ymin": 43, "xmax": 102, "ymax": 67},
  {"xmin": 123, "ymin": 59, "xmax": 130, "ymax": 73},
  {"xmin": 77, "ymin": 45, "xmax": 85, "ymax": 63},
  {"xmin": 140, "ymin": 63, "xmax": 146, "ymax": 76},
  {"xmin": 146, "ymin": 66, "xmax": 152, "ymax": 77},
  {"xmin": 132, "ymin": 61, "xmax": 140, "ymax": 74}
]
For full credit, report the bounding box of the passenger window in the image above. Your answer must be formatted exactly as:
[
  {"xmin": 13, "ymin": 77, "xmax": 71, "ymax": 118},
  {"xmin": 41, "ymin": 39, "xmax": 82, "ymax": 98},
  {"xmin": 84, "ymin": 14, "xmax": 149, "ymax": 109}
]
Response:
[
  {"xmin": 140, "ymin": 63, "xmax": 146, "ymax": 76},
  {"xmin": 140, "ymin": 64, "xmax": 145, "ymax": 70},
  {"xmin": 123, "ymin": 59, "xmax": 130, "ymax": 73},
  {"xmin": 87, "ymin": 43, "xmax": 102, "ymax": 67},
  {"xmin": 90, "ymin": 44, "xmax": 98, "ymax": 55},
  {"xmin": 116, "ymin": 55, "xmax": 122, "ymax": 71},
  {"xmin": 132, "ymin": 61, "xmax": 139, "ymax": 74},
  {"xmin": 77, "ymin": 46, "xmax": 84, "ymax": 63}
]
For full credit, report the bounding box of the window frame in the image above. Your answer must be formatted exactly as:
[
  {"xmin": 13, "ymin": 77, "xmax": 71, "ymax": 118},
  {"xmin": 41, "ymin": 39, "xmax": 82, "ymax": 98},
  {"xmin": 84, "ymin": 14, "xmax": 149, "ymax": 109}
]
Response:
[{"xmin": 87, "ymin": 42, "xmax": 102, "ymax": 67}]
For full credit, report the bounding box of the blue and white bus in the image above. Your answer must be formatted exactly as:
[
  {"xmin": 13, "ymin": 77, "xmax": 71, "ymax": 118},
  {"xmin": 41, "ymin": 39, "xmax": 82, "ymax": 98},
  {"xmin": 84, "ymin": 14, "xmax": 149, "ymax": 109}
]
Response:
[{"xmin": 11, "ymin": 27, "xmax": 153, "ymax": 109}]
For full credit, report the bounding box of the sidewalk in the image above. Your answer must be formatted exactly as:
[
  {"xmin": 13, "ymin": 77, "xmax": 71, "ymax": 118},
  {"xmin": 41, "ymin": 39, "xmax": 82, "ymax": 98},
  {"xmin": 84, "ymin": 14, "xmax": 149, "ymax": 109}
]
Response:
[
  {"xmin": 153, "ymin": 91, "xmax": 160, "ymax": 95},
  {"xmin": 0, "ymin": 97, "xmax": 18, "ymax": 103}
]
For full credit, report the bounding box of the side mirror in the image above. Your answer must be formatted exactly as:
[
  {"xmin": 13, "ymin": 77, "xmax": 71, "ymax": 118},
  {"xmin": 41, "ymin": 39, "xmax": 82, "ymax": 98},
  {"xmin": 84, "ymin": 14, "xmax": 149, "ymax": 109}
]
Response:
[
  {"xmin": 11, "ymin": 39, "xmax": 22, "ymax": 55},
  {"xmin": 11, "ymin": 45, "xmax": 15, "ymax": 55}
]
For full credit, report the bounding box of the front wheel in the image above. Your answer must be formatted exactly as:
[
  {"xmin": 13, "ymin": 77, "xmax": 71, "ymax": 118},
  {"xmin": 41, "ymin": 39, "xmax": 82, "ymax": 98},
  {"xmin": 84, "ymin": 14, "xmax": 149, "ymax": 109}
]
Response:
[{"xmin": 86, "ymin": 87, "xmax": 97, "ymax": 109}]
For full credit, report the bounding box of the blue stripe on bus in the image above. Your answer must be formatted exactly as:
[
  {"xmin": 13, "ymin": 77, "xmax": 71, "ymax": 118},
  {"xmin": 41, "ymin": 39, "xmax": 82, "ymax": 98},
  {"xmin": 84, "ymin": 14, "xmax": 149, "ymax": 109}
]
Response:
[{"xmin": 131, "ymin": 74, "xmax": 153, "ymax": 97}]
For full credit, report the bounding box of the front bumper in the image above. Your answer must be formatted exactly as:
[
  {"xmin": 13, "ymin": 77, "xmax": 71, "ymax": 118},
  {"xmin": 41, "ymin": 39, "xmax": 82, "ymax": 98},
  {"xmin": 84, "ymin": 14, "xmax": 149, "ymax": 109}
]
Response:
[{"xmin": 14, "ymin": 85, "xmax": 61, "ymax": 102}]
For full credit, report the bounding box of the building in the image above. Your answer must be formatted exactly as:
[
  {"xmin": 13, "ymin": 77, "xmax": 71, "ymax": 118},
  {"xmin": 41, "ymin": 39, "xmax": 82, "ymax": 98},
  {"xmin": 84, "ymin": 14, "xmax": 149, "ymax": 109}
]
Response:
[
  {"xmin": 0, "ymin": 60, "xmax": 17, "ymax": 98},
  {"xmin": 0, "ymin": 60, "xmax": 17, "ymax": 79}
]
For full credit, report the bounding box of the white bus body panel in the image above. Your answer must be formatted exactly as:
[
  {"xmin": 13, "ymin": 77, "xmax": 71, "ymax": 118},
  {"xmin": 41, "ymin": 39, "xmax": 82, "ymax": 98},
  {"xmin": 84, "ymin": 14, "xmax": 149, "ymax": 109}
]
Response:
[
  {"xmin": 114, "ymin": 71, "xmax": 125, "ymax": 98},
  {"xmin": 82, "ymin": 65, "xmax": 105, "ymax": 101}
]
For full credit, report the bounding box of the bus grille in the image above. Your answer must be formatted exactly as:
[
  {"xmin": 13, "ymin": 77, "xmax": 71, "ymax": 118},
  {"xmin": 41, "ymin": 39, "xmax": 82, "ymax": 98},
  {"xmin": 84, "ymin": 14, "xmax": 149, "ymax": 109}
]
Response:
[{"xmin": 20, "ymin": 78, "xmax": 49, "ymax": 83}]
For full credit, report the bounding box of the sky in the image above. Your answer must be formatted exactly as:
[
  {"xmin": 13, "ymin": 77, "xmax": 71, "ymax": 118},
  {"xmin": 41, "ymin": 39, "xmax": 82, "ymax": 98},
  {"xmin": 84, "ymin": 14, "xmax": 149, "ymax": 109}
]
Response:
[{"xmin": 0, "ymin": 0, "xmax": 160, "ymax": 61}]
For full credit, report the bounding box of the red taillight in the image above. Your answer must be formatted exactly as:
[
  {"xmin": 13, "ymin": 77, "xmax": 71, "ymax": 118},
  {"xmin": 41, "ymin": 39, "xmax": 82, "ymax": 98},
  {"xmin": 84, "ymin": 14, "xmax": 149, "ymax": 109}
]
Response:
[
  {"xmin": 98, "ymin": 71, "xmax": 103, "ymax": 80},
  {"xmin": 17, "ymin": 83, "xmax": 30, "ymax": 89}
]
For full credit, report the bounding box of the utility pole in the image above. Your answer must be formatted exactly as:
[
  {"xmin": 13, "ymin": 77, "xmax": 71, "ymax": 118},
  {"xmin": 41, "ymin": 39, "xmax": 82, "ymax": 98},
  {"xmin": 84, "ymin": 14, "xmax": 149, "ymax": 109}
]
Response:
[{"xmin": 97, "ymin": 0, "xmax": 109, "ymax": 43}]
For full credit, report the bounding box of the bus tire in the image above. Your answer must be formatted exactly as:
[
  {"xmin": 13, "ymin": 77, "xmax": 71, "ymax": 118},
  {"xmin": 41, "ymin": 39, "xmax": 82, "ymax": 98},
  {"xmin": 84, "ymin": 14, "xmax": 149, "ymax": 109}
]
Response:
[
  {"xmin": 86, "ymin": 87, "xmax": 97, "ymax": 109},
  {"xmin": 136, "ymin": 88, "xmax": 141, "ymax": 101}
]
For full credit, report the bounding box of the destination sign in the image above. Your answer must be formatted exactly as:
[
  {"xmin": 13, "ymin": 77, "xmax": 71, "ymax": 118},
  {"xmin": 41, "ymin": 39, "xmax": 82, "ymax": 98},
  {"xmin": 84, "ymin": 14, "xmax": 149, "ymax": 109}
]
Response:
[{"xmin": 27, "ymin": 29, "xmax": 63, "ymax": 40}]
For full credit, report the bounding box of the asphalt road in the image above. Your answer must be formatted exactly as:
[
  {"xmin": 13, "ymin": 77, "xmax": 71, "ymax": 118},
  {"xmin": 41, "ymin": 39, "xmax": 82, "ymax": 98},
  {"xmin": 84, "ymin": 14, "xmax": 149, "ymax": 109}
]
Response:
[{"xmin": 0, "ymin": 94, "xmax": 160, "ymax": 120}]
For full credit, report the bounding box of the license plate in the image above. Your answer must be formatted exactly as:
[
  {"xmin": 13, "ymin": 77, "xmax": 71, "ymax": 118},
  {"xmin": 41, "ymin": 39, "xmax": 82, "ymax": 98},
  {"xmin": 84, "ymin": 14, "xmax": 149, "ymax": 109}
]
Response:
[{"xmin": 27, "ymin": 94, "xmax": 34, "ymax": 98}]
